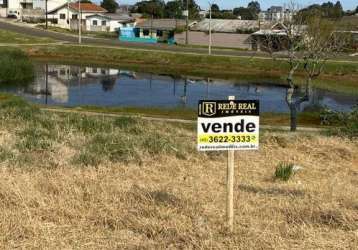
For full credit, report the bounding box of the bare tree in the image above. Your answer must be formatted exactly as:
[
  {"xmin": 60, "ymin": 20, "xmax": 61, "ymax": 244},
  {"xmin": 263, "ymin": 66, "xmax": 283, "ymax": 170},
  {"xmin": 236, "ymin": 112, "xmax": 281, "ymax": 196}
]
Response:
[{"xmin": 260, "ymin": 1, "xmax": 348, "ymax": 131}]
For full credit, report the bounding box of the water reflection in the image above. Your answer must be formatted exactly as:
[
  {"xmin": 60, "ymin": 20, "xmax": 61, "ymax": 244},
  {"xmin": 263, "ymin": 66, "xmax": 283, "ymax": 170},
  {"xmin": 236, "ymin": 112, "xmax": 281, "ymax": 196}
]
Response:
[{"xmin": 1, "ymin": 63, "xmax": 356, "ymax": 113}]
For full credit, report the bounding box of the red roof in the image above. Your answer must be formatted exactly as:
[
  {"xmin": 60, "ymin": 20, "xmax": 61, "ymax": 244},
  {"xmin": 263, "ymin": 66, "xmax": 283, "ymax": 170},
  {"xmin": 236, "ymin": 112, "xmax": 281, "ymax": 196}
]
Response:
[{"xmin": 69, "ymin": 3, "xmax": 107, "ymax": 12}]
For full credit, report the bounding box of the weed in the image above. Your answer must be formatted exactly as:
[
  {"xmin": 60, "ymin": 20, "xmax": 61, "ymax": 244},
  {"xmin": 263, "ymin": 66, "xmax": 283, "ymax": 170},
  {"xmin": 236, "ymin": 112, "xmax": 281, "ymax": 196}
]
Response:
[
  {"xmin": 16, "ymin": 126, "xmax": 53, "ymax": 152},
  {"xmin": 274, "ymin": 162, "xmax": 295, "ymax": 181},
  {"xmin": 67, "ymin": 115, "xmax": 113, "ymax": 135},
  {"xmin": 113, "ymin": 116, "xmax": 138, "ymax": 129},
  {"xmin": 72, "ymin": 150, "xmax": 101, "ymax": 166},
  {"xmin": 0, "ymin": 147, "xmax": 14, "ymax": 163},
  {"xmin": 0, "ymin": 96, "xmax": 39, "ymax": 121}
]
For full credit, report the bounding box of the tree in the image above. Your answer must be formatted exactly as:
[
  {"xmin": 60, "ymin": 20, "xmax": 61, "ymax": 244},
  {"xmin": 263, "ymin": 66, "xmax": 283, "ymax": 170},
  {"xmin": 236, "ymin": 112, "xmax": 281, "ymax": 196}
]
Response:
[
  {"xmin": 211, "ymin": 4, "xmax": 220, "ymax": 13},
  {"xmin": 262, "ymin": 3, "xmax": 348, "ymax": 131},
  {"xmin": 247, "ymin": 1, "xmax": 261, "ymax": 18},
  {"xmin": 333, "ymin": 1, "xmax": 344, "ymax": 18},
  {"xmin": 132, "ymin": 0, "xmax": 166, "ymax": 18},
  {"xmin": 233, "ymin": 7, "xmax": 255, "ymax": 20},
  {"xmin": 165, "ymin": 0, "xmax": 182, "ymax": 18},
  {"xmin": 297, "ymin": 1, "xmax": 345, "ymax": 21},
  {"xmin": 100, "ymin": 0, "xmax": 118, "ymax": 13},
  {"xmin": 182, "ymin": 0, "xmax": 200, "ymax": 19}
]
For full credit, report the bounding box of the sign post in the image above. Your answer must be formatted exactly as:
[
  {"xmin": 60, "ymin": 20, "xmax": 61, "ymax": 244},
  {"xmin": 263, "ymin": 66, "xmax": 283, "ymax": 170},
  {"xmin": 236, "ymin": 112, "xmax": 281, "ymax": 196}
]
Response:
[
  {"xmin": 197, "ymin": 98, "xmax": 260, "ymax": 232},
  {"xmin": 227, "ymin": 96, "xmax": 235, "ymax": 232}
]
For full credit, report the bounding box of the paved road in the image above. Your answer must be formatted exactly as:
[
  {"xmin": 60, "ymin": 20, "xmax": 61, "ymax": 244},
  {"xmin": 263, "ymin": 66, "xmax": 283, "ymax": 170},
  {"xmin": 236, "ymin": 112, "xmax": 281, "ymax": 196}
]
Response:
[
  {"xmin": 1, "ymin": 19, "xmax": 357, "ymax": 62},
  {"xmin": 0, "ymin": 19, "xmax": 262, "ymax": 57}
]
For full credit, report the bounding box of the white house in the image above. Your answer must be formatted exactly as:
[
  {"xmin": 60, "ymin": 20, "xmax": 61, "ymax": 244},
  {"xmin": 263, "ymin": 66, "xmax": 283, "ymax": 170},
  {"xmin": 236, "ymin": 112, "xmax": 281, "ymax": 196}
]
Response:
[
  {"xmin": 86, "ymin": 13, "xmax": 135, "ymax": 32},
  {"xmin": 47, "ymin": 2, "xmax": 107, "ymax": 30},
  {"xmin": 259, "ymin": 6, "xmax": 293, "ymax": 22},
  {"xmin": 0, "ymin": 0, "xmax": 67, "ymax": 18}
]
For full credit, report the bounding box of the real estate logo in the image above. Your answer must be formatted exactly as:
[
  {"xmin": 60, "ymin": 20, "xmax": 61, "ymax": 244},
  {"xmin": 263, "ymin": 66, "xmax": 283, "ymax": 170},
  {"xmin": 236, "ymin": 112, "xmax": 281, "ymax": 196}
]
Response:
[{"xmin": 200, "ymin": 101, "xmax": 217, "ymax": 116}]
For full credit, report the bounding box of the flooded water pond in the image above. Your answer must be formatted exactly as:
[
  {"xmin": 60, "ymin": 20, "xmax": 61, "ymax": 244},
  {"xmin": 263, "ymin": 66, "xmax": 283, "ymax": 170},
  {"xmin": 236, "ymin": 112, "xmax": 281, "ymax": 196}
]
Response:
[{"xmin": 1, "ymin": 63, "xmax": 357, "ymax": 113}]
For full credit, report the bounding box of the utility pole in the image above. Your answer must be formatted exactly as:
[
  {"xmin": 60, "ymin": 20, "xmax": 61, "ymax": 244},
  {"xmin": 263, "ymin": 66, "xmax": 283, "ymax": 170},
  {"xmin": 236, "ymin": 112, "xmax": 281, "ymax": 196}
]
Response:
[
  {"xmin": 78, "ymin": 0, "xmax": 81, "ymax": 44},
  {"xmin": 45, "ymin": 0, "xmax": 48, "ymax": 29},
  {"xmin": 208, "ymin": 1, "xmax": 212, "ymax": 55},
  {"xmin": 67, "ymin": 0, "xmax": 70, "ymax": 30},
  {"xmin": 185, "ymin": 0, "xmax": 189, "ymax": 45}
]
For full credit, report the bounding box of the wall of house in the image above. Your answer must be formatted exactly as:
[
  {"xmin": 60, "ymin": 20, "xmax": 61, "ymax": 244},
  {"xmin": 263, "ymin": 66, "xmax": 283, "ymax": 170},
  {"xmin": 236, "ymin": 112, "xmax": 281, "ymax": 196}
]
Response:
[
  {"xmin": 86, "ymin": 16, "xmax": 109, "ymax": 32},
  {"xmin": 33, "ymin": 0, "xmax": 67, "ymax": 12},
  {"xmin": 109, "ymin": 21, "xmax": 135, "ymax": 33},
  {"xmin": 175, "ymin": 31, "xmax": 252, "ymax": 49},
  {"xmin": 49, "ymin": 7, "xmax": 76, "ymax": 29},
  {"xmin": 50, "ymin": 7, "xmax": 99, "ymax": 30},
  {"xmin": 0, "ymin": 8, "xmax": 6, "ymax": 17}
]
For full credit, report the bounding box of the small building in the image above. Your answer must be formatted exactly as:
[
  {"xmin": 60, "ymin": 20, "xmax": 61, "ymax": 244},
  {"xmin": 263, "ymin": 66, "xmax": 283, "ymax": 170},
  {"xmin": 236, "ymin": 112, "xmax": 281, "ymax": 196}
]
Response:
[
  {"xmin": 47, "ymin": 2, "xmax": 107, "ymax": 30},
  {"xmin": 86, "ymin": 13, "xmax": 135, "ymax": 32},
  {"xmin": 119, "ymin": 19, "xmax": 188, "ymax": 44},
  {"xmin": 175, "ymin": 19, "xmax": 270, "ymax": 49},
  {"xmin": 0, "ymin": 0, "xmax": 67, "ymax": 19},
  {"xmin": 259, "ymin": 6, "xmax": 293, "ymax": 22},
  {"xmin": 250, "ymin": 23, "xmax": 304, "ymax": 51}
]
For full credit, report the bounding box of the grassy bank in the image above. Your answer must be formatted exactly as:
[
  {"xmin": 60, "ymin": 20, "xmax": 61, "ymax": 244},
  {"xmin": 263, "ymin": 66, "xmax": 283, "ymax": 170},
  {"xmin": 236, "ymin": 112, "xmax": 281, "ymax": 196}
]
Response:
[
  {"xmin": 36, "ymin": 25, "xmax": 118, "ymax": 39},
  {"xmin": 0, "ymin": 95, "xmax": 357, "ymax": 249},
  {"xmin": 54, "ymin": 105, "xmax": 323, "ymax": 127},
  {"xmin": 0, "ymin": 48, "xmax": 34, "ymax": 84},
  {"xmin": 25, "ymin": 44, "xmax": 358, "ymax": 95},
  {"xmin": 0, "ymin": 29, "xmax": 53, "ymax": 44}
]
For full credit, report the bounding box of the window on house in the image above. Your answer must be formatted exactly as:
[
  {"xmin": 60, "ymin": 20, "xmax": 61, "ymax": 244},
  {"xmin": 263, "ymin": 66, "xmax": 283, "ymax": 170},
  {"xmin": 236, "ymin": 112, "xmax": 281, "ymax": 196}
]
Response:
[
  {"xmin": 72, "ymin": 14, "xmax": 78, "ymax": 20},
  {"xmin": 157, "ymin": 30, "xmax": 163, "ymax": 37},
  {"xmin": 93, "ymin": 68, "xmax": 97, "ymax": 73},
  {"xmin": 93, "ymin": 20, "xmax": 98, "ymax": 26},
  {"xmin": 60, "ymin": 14, "xmax": 66, "ymax": 19},
  {"xmin": 101, "ymin": 20, "xmax": 106, "ymax": 26},
  {"xmin": 143, "ymin": 29, "xmax": 150, "ymax": 36}
]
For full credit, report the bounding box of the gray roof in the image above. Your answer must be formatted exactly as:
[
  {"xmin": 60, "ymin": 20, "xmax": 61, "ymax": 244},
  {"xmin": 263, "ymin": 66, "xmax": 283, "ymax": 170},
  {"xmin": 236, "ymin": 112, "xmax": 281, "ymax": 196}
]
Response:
[
  {"xmin": 136, "ymin": 19, "xmax": 190, "ymax": 30},
  {"xmin": 86, "ymin": 13, "xmax": 135, "ymax": 22},
  {"xmin": 190, "ymin": 19, "xmax": 269, "ymax": 33}
]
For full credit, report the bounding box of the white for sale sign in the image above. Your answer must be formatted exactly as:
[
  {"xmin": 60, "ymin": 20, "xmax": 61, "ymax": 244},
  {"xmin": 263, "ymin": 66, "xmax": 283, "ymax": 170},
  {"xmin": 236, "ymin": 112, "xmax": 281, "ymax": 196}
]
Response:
[{"xmin": 198, "ymin": 100, "xmax": 260, "ymax": 151}]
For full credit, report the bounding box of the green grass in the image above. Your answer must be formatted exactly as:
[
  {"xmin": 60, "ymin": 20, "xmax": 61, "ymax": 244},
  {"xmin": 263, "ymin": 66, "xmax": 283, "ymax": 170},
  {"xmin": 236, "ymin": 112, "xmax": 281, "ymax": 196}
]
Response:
[
  {"xmin": 44, "ymin": 105, "xmax": 323, "ymax": 128},
  {"xmin": 0, "ymin": 94, "xmax": 192, "ymax": 167},
  {"xmin": 274, "ymin": 162, "xmax": 295, "ymax": 181},
  {"xmin": 177, "ymin": 43, "xmax": 249, "ymax": 51},
  {"xmin": 0, "ymin": 29, "xmax": 54, "ymax": 44},
  {"xmin": 0, "ymin": 49, "xmax": 35, "ymax": 84},
  {"xmin": 36, "ymin": 25, "xmax": 118, "ymax": 39},
  {"xmin": 25, "ymin": 44, "xmax": 358, "ymax": 95}
]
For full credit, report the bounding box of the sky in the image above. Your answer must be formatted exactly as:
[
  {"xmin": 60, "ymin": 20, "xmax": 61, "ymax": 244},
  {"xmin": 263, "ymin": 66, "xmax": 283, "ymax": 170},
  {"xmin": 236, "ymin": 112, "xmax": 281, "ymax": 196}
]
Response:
[{"xmin": 119, "ymin": 1, "xmax": 357, "ymax": 11}]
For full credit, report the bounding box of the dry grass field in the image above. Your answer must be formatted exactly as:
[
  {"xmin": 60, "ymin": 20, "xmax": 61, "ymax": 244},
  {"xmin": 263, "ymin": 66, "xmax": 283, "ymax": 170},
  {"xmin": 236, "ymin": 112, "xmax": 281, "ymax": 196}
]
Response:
[{"xmin": 0, "ymin": 96, "xmax": 357, "ymax": 249}]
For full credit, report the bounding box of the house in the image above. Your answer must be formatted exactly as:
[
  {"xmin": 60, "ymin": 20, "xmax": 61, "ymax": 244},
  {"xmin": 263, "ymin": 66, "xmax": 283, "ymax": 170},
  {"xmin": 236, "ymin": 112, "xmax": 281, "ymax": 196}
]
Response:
[
  {"xmin": 119, "ymin": 19, "xmax": 189, "ymax": 44},
  {"xmin": 175, "ymin": 19, "xmax": 270, "ymax": 49},
  {"xmin": 0, "ymin": 0, "xmax": 67, "ymax": 19},
  {"xmin": 47, "ymin": 2, "xmax": 107, "ymax": 30},
  {"xmin": 250, "ymin": 22, "xmax": 305, "ymax": 51},
  {"xmin": 259, "ymin": 6, "xmax": 293, "ymax": 22},
  {"xmin": 86, "ymin": 13, "xmax": 135, "ymax": 32}
]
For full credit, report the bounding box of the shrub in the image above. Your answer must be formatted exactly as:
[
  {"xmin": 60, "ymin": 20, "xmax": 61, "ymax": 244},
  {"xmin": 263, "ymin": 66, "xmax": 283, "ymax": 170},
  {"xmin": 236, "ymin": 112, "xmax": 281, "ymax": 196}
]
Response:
[
  {"xmin": 321, "ymin": 105, "xmax": 358, "ymax": 139},
  {"xmin": 0, "ymin": 95, "xmax": 39, "ymax": 121},
  {"xmin": 0, "ymin": 48, "xmax": 34, "ymax": 84},
  {"xmin": 274, "ymin": 162, "xmax": 294, "ymax": 181}
]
